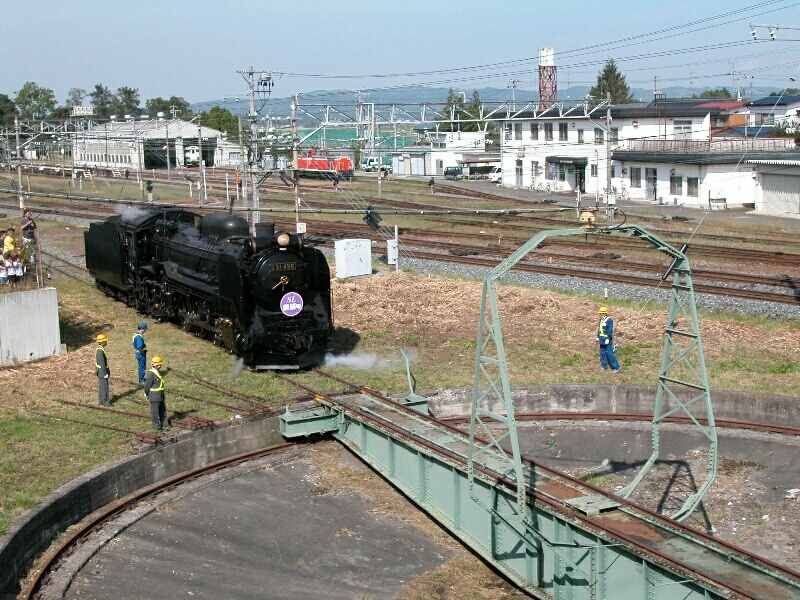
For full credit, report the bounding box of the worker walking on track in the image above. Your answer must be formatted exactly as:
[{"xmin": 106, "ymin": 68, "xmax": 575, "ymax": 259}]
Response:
[
  {"xmin": 132, "ymin": 322, "xmax": 148, "ymax": 383},
  {"xmin": 596, "ymin": 306, "xmax": 621, "ymax": 373},
  {"xmin": 143, "ymin": 355, "xmax": 169, "ymax": 431},
  {"xmin": 95, "ymin": 334, "xmax": 112, "ymax": 406}
]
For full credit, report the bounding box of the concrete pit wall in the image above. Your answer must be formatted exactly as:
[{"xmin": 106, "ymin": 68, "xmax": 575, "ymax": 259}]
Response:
[
  {"xmin": 0, "ymin": 287, "xmax": 62, "ymax": 365},
  {"xmin": 429, "ymin": 384, "xmax": 800, "ymax": 427}
]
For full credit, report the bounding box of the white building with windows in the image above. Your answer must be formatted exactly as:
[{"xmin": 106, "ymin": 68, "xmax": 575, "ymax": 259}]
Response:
[
  {"xmin": 496, "ymin": 97, "xmax": 800, "ymax": 212},
  {"xmin": 427, "ymin": 130, "xmax": 487, "ymax": 175},
  {"xmin": 72, "ymin": 118, "xmax": 223, "ymax": 174},
  {"xmin": 390, "ymin": 130, "xmax": 488, "ymax": 177}
]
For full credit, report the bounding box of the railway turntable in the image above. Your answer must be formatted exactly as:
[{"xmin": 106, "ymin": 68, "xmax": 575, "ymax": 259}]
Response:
[{"xmin": 282, "ymin": 220, "xmax": 800, "ymax": 599}]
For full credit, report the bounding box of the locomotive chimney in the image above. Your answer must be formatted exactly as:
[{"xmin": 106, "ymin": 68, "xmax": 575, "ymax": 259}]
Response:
[{"xmin": 255, "ymin": 222, "xmax": 275, "ymax": 239}]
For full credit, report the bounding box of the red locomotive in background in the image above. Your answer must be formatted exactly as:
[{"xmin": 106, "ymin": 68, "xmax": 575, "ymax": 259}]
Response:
[{"xmin": 296, "ymin": 149, "xmax": 354, "ymax": 181}]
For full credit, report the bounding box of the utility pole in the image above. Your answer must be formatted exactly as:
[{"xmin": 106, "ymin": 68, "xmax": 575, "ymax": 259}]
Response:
[
  {"xmin": 292, "ymin": 95, "xmax": 299, "ymax": 229},
  {"xmin": 165, "ymin": 122, "xmax": 170, "ymax": 181},
  {"xmin": 235, "ymin": 66, "xmax": 281, "ymax": 227},
  {"xmin": 14, "ymin": 116, "xmax": 24, "ymax": 210},
  {"xmin": 197, "ymin": 121, "xmax": 204, "ymax": 207},
  {"xmin": 509, "ymin": 79, "xmax": 519, "ymax": 111},
  {"xmin": 237, "ymin": 115, "xmax": 245, "ymax": 217},
  {"xmin": 606, "ymin": 92, "xmax": 613, "ymax": 211}
]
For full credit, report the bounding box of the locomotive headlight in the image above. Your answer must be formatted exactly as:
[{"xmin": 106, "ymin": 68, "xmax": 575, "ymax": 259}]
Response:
[{"xmin": 277, "ymin": 233, "xmax": 291, "ymax": 247}]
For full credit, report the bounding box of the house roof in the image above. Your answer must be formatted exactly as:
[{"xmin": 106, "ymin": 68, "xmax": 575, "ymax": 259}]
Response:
[
  {"xmin": 612, "ymin": 150, "xmax": 800, "ymax": 165},
  {"xmin": 748, "ymin": 94, "xmax": 800, "ymax": 107},
  {"xmin": 89, "ymin": 118, "xmax": 221, "ymax": 140},
  {"xmin": 695, "ymin": 100, "xmax": 748, "ymax": 110},
  {"xmin": 713, "ymin": 126, "xmax": 776, "ymax": 138}
]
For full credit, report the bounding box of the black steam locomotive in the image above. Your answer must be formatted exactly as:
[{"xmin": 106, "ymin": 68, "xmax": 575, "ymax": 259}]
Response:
[{"xmin": 84, "ymin": 208, "xmax": 334, "ymax": 369}]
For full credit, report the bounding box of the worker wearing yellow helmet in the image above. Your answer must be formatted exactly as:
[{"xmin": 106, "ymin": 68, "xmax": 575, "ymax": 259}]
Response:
[
  {"xmin": 596, "ymin": 306, "xmax": 621, "ymax": 373},
  {"xmin": 143, "ymin": 355, "xmax": 169, "ymax": 431},
  {"xmin": 95, "ymin": 334, "xmax": 112, "ymax": 406}
]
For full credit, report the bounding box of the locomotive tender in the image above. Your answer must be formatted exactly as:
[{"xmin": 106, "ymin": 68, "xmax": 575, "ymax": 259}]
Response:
[{"xmin": 84, "ymin": 208, "xmax": 334, "ymax": 369}]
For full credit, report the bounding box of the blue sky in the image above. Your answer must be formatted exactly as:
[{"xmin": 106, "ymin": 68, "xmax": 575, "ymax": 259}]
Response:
[{"xmin": 4, "ymin": 0, "xmax": 800, "ymax": 105}]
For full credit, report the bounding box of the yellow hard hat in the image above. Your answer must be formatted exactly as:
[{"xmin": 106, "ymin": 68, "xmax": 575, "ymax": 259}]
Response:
[
  {"xmin": 151, "ymin": 355, "xmax": 163, "ymax": 366},
  {"xmin": 598, "ymin": 306, "xmax": 609, "ymax": 314},
  {"xmin": 96, "ymin": 334, "xmax": 108, "ymax": 343}
]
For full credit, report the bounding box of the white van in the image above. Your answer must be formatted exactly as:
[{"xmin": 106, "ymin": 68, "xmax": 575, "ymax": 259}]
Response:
[{"xmin": 489, "ymin": 166, "xmax": 502, "ymax": 183}]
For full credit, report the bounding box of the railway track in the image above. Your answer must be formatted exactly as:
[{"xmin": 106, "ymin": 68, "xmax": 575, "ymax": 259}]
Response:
[{"xmin": 6, "ymin": 196, "xmax": 799, "ymax": 306}]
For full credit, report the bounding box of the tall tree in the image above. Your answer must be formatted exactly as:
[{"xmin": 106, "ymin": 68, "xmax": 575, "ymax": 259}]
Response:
[
  {"xmin": 112, "ymin": 86, "xmax": 141, "ymax": 117},
  {"xmin": 0, "ymin": 94, "xmax": 17, "ymax": 126},
  {"xmin": 589, "ymin": 59, "xmax": 634, "ymax": 105},
  {"xmin": 14, "ymin": 81, "xmax": 57, "ymax": 119},
  {"xmin": 770, "ymin": 88, "xmax": 800, "ymax": 96},
  {"xmin": 199, "ymin": 105, "xmax": 237, "ymax": 137},
  {"xmin": 90, "ymin": 83, "xmax": 115, "ymax": 119},
  {"xmin": 438, "ymin": 88, "xmax": 483, "ymax": 132},
  {"xmin": 694, "ymin": 88, "xmax": 733, "ymax": 99},
  {"xmin": 145, "ymin": 96, "xmax": 193, "ymax": 119},
  {"xmin": 65, "ymin": 87, "xmax": 87, "ymax": 108}
]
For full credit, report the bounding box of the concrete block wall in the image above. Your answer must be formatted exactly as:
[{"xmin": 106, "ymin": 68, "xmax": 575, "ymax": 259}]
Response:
[{"xmin": 0, "ymin": 287, "xmax": 62, "ymax": 365}]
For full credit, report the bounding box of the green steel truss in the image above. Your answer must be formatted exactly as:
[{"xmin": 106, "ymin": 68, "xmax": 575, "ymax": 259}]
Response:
[
  {"xmin": 469, "ymin": 225, "xmax": 717, "ymax": 522},
  {"xmin": 280, "ymin": 386, "xmax": 800, "ymax": 598}
]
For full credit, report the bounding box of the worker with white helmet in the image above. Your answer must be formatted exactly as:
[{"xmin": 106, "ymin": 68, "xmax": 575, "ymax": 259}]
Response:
[
  {"xmin": 95, "ymin": 334, "xmax": 112, "ymax": 406},
  {"xmin": 596, "ymin": 306, "xmax": 621, "ymax": 373},
  {"xmin": 143, "ymin": 355, "xmax": 169, "ymax": 431}
]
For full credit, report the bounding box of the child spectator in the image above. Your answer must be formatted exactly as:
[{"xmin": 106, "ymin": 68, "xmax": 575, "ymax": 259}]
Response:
[
  {"xmin": 9, "ymin": 251, "xmax": 22, "ymax": 288},
  {"xmin": 3, "ymin": 228, "xmax": 15, "ymax": 256},
  {"xmin": 0, "ymin": 254, "xmax": 7, "ymax": 285}
]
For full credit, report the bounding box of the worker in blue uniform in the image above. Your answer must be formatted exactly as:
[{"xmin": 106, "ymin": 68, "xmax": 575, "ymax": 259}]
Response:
[
  {"xmin": 596, "ymin": 306, "xmax": 621, "ymax": 373},
  {"xmin": 132, "ymin": 322, "xmax": 148, "ymax": 383}
]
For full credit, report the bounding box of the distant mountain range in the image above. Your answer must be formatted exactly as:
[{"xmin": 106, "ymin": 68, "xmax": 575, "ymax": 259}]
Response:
[{"xmin": 191, "ymin": 85, "xmax": 785, "ymax": 119}]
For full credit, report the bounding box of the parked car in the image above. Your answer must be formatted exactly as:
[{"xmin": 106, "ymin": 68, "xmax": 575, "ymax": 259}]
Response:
[
  {"xmin": 444, "ymin": 166, "xmax": 463, "ymax": 180},
  {"xmin": 488, "ymin": 166, "xmax": 502, "ymax": 183}
]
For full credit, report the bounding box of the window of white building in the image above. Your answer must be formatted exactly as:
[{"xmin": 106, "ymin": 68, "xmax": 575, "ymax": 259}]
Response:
[
  {"xmin": 594, "ymin": 128, "xmax": 604, "ymax": 144},
  {"xmin": 670, "ymin": 175, "xmax": 683, "ymax": 195},
  {"xmin": 514, "ymin": 123, "xmax": 522, "ymax": 140},
  {"xmin": 687, "ymin": 177, "xmax": 699, "ymax": 197},
  {"xmin": 559, "ymin": 123, "xmax": 568, "ymax": 141},
  {"xmin": 674, "ymin": 120, "xmax": 692, "ymax": 139},
  {"xmin": 577, "ymin": 129, "xmax": 584, "ymax": 144},
  {"xmin": 530, "ymin": 123, "xmax": 539, "ymax": 140},
  {"xmin": 544, "ymin": 123, "xmax": 553, "ymax": 141},
  {"xmin": 631, "ymin": 167, "xmax": 641, "ymax": 188}
]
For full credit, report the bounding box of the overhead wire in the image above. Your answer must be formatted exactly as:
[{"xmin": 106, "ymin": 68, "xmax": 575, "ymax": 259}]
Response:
[{"xmin": 278, "ymin": 1, "xmax": 800, "ymax": 94}]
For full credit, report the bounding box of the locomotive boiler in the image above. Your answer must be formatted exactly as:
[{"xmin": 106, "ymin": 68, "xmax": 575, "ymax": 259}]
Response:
[{"xmin": 84, "ymin": 208, "xmax": 334, "ymax": 369}]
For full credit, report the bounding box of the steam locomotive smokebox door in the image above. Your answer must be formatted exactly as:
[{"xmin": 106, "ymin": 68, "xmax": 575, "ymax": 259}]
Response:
[{"xmin": 334, "ymin": 239, "xmax": 372, "ymax": 278}]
